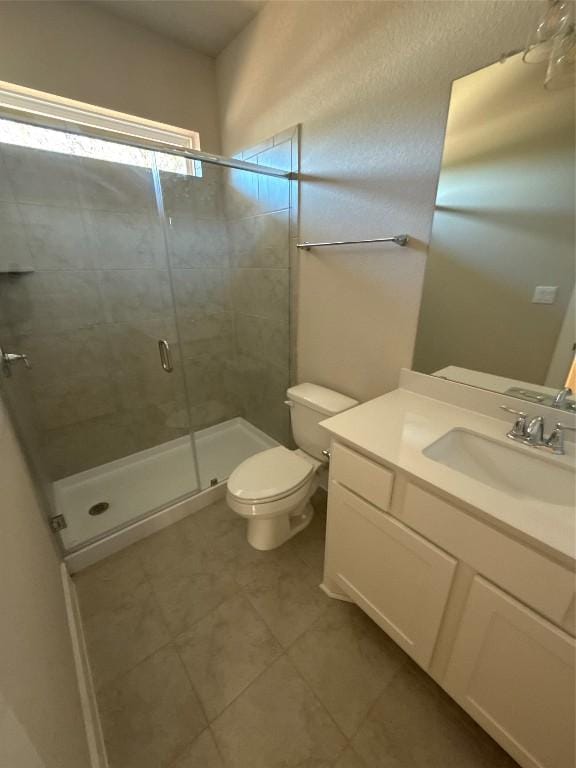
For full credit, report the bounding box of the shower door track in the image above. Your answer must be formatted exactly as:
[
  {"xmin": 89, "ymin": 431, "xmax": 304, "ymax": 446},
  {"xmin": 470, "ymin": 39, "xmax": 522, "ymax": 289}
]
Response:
[{"xmin": 0, "ymin": 105, "xmax": 295, "ymax": 179}]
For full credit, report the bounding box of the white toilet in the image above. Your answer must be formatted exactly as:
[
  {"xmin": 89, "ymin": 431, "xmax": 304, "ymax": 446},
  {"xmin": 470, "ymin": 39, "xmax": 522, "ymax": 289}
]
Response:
[{"xmin": 227, "ymin": 383, "xmax": 358, "ymax": 550}]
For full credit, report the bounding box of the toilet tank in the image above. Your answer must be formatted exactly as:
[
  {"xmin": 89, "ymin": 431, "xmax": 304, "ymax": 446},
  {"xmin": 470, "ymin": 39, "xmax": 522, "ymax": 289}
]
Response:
[{"xmin": 286, "ymin": 383, "xmax": 358, "ymax": 460}]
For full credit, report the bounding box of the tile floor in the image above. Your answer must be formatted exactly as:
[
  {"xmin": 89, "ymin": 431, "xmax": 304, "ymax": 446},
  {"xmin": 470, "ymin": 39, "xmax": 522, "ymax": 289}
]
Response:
[{"xmin": 75, "ymin": 491, "xmax": 520, "ymax": 768}]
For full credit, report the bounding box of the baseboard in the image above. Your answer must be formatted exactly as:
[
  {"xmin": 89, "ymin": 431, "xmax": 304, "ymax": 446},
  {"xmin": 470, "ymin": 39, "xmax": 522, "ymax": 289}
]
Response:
[
  {"xmin": 65, "ymin": 482, "xmax": 226, "ymax": 573},
  {"xmin": 320, "ymin": 581, "xmax": 353, "ymax": 602},
  {"xmin": 61, "ymin": 564, "xmax": 108, "ymax": 768}
]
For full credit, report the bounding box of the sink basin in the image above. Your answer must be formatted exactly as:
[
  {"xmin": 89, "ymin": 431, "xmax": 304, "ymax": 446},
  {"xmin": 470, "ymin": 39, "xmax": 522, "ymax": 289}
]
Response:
[{"xmin": 423, "ymin": 428, "xmax": 575, "ymax": 507}]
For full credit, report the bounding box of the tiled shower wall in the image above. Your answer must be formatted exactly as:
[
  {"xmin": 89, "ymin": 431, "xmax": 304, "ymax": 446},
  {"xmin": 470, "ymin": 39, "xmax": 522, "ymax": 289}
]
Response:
[
  {"xmin": 0, "ymin": 128, "xmax": 297, "ymax": 480},
  {"xmin": 160, "ymin": 125, "xmax": 297, "ymax": 446},
  {"xmin": 0, "ymin": 272, "xmax": 53, "ymax": 513},
  {"xmin": 160, "ymin": 127, "xmax": 297, "ymax": 447},
  {"xmin": 0, "ymin": 144, "xmax": 188, "ymax": 479},
  {"xmin": 224, "ymin": 127, "xmax": 298, "ymax": 444}
]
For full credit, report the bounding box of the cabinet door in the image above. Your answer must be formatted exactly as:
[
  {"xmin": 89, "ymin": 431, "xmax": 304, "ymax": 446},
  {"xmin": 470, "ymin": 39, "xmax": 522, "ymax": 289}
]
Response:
[
  {"xmin": 444, "ymin": 577, "xmax": 576, "ymax": 768},
  {"xmin": 325, "ymin": 482, "xmax": 457, "ymax": 668}
]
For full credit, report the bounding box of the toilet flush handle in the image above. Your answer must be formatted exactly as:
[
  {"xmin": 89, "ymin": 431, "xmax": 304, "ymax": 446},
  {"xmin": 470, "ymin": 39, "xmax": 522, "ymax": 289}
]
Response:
[
  {"xmin": 322, "ymin": 450, "xmax": 331, "ymax": 461},
  {"xmin": 283, "ymin": 400, "xmax": 294, "ymax": 407}
]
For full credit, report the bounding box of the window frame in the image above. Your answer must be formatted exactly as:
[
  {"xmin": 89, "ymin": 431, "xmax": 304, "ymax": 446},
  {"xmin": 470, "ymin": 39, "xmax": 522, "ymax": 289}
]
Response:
[{"xmin": 0, "ymin": 79, "xmax": 200, "ymax": 162}]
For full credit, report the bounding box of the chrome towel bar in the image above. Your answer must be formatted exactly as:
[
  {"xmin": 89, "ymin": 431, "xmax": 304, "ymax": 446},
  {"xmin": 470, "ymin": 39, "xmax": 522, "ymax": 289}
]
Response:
[{"xmin": 296, "ymin": 235, "xmax": 409, "ymax": 250}]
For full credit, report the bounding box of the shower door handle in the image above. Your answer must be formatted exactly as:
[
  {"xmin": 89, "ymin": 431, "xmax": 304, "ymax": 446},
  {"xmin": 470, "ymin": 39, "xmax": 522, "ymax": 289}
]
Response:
[{"xmin": 158, "ymin": 339, "xmax": 173, "ymax": 373}]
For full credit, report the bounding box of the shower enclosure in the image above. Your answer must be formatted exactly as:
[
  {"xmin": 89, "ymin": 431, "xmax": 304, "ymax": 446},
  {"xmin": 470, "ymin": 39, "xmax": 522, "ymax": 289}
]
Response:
[{"xmin": 0, "ymin": 114, "xmax": 296, "ymax": 553}]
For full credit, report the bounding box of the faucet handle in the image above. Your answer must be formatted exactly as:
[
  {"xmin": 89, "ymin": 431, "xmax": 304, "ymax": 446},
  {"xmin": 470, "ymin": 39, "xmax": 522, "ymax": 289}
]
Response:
[
  {"xmin": 500, "ymin": 405, "xmax": 528, "ymax": 417},
  {"xmin": 500, "ymin": 404, "xmax": 529, "ymax": 438},
  {"xmin": 545, "ymin": 422, "xmax": 576, "ymax": 455},
  {"xmin": 552, "ymin": 422, "xmax": 576, "ymax": 434}
]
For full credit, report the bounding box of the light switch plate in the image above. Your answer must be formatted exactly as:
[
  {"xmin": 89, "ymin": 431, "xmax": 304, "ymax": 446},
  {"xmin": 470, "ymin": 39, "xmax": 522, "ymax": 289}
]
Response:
[{"xmin": 532, "ymin": 286, "xmax": 558, "ymax": 304}]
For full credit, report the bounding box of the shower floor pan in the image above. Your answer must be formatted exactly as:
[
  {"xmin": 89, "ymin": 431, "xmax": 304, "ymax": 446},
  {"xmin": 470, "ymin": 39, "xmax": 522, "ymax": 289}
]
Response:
[{"xmin": 54, "ymin": 417, "xmax": 278, "ymax": 551}]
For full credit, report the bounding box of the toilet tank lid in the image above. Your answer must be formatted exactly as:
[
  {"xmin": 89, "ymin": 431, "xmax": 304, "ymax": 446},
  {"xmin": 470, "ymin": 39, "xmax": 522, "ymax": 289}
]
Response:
[{"xmin": 287, "ymin": 383, "xmax": 358, "ymax": 416}]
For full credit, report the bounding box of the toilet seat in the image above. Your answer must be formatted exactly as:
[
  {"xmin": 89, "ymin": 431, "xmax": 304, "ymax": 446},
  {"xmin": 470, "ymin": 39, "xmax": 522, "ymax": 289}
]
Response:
[{"xmin": 227, "ymin": 446, "xmax": 315, "ymax": 504}]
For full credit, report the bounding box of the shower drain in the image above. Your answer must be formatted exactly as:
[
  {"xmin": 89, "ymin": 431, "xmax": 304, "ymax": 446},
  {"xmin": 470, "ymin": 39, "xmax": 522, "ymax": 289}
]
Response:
[{"xmin": 88, "ymin": 502, "xmax": 110, "ymax": 516}]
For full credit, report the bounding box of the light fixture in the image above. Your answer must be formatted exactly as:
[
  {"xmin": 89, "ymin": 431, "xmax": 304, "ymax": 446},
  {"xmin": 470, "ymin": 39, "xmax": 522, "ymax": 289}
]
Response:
[
  {"xmin": 545, "ymin": 22, "xmax": 575, "ymax": 89},
  {"xmin": 522, "ymin": 0, "xmax": 575, "ymax": 89}
]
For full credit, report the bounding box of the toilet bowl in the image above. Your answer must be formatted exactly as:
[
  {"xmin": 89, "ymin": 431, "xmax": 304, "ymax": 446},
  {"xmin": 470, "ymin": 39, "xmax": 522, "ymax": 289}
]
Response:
[
  {"xmin": 227, "ymin": 446, "xmax": 321, "ymax": 550},
  {"xmin": 227, "ymin": 383, "xmax": 358, "ymax": 550}
]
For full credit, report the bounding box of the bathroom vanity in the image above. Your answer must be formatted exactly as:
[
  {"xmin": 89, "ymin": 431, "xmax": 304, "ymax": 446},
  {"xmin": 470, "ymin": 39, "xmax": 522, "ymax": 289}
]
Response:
[{"xmin": 321, "ymin": 374, "xmax": 576, "ymax": 768}]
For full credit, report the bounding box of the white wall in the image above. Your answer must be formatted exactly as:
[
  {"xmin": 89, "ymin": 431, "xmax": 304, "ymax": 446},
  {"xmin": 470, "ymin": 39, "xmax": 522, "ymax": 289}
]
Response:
[
  {"xmin": 0, "ymin": 1, "xmax": 220, "ymax": 152},
  {"xmin": 217, "ymin": 0, "xmax": 541, "ymax": 400},
  {"xmin": 0, "ymin": 398, "xmax": 91, "ymax": 768}
]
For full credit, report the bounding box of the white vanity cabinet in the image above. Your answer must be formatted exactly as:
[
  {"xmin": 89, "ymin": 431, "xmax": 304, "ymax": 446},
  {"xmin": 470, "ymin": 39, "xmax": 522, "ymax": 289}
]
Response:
[
  {"xmin": 324, "ymin": 440, "xmax": 576, "ymax": 768},
  {"xmin": 444, "ymin": 577, "xmax": 575, "ymax": 768},
  {"xmin": 325, "ymin": 482, "xmax": 457, "ymax": 668}
]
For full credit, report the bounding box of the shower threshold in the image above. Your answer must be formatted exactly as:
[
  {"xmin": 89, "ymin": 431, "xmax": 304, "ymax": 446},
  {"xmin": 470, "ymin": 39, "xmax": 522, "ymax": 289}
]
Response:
[{"xmin": 54, "ymin": 417, "xmax": 278, "ymax": 552}]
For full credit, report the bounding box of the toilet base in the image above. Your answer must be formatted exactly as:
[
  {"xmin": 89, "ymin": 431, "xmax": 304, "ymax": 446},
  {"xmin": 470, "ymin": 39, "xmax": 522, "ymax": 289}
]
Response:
[{"xmin": 247, "ymin": 502, "xmax": 314, "ymax": 551}]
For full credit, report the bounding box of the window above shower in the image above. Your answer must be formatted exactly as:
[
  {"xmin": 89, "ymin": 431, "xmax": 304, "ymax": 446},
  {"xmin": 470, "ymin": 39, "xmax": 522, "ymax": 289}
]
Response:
[
  {"xmin": 0, "ymin": 79, "xmax": 201, "ymax": 176},
  {"xmin": 0, "ymin": 117, "xmax": 197, "ymax": 176}
]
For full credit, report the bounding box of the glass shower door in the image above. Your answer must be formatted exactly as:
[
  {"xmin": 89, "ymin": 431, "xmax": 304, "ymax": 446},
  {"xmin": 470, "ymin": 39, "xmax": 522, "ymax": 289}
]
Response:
[
  {"xmin": 0, "ymin": 124, "xmax": 199, "ymax": 551},
  {"xmin": 158, "ymin": 155, "xmax": 292, "ymax": 490}
]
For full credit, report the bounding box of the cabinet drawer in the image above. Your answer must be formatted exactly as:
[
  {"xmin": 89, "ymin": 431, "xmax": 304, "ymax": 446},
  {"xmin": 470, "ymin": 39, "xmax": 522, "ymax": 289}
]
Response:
[
  {"xmin": 444, "ymin": 577, "xmax": 575, "ymax": 768},
  {"xmin": 325, "ymin": 482, "xmax": 456, "ymax": 668},
  {"xmin": 399, "ymin": 482, "xmax": 575, "ymax": 630},
  {"xmin": 330, "ymin": 442, "xmax": 394, "ymax": 512}
]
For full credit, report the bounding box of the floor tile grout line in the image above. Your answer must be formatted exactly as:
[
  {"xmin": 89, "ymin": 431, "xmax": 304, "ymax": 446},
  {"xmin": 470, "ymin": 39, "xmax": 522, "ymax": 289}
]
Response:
[
  {"xmin": 201, "ymin": 640, "xmax": 362, "ymax": 768},
  {"xmin": 78, "ymin": 565, "xmax": 175, "ymax": 698},
  {"xmin": 282, "ymin": 653, "xmax": 352, "ymax": 756},
  {"xmin": 149, "ymin": 571, "xmax": 242, "ymax": 643},
  {"xmin": 204, "ymin": 650, "xmax": 292, "ymax": 732},
  {"xmin": 163, "ymin": 725, "xmax": 229, "ymax": 768},
  {"xmin": 94, "ymin": 637, "xmax": 175, "ymax": 700},
  {"xmin": 343, "ymin": 655, "xmax": 412, "ymax": 749},
  {"xmin": 237, "ymin": 575, "xmax": 327, "ymax": 652},
  {"xmin": 124, "ymin": 506, "xmax": 297, "ymax": 737},
  {"xmin": 83, "ymin": 500, "xmax": 340, "ymax": 762},
  {"xmin": 176, "ymin": 623, "xmax": 284, "ymax": 729},
  {"xmin": 135, "ymin": 540, "xmax": 181, "ymax": 644},
  {"xmin": 165, "ymin": 645, "xmax": 213, "ymax": 764},
  {"xmin": 87, "ymin": 579, "xmax": 227, "ymax": 764},
  {"xmin": 205, "ymin": 723, "xmax": 230, "ymax": 768},
  {"xmin": 172, "ymin": 616, "xmax": 222, "ymax": 727},
  {"xmin": 202, "ymin": 584, "xmax": 351, "ymax": 746},
  {"xmin": 278, "ymin": 583, "xmax": 337, "ymax": 654},
  {"xmin": 134, "ymin": 511, "xmax": 244, "ymax": 643},
  {"xmin": 84, "ymin": 532, "xmax": 195, "ymax": 699},
  {"xmin": 282, "ymin": 594, "xmax": 412, "ymax": 747}
]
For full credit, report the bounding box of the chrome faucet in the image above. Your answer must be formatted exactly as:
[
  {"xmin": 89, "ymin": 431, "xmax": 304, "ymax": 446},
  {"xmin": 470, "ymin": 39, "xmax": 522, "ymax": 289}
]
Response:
[
  {"xmin": 552, "ymin": 387, "xmax": 573, "ymax": 408},
  {"xmin": 501, "ymin": 405, "xmax": 547, "ymax": 448},
  {"xmin": 500, "ymin": 405, "xmax": 575, "ymax": 455},
  {"xmin": 525, "ymin": 415, "xmax": 545, "ymax": 445}
]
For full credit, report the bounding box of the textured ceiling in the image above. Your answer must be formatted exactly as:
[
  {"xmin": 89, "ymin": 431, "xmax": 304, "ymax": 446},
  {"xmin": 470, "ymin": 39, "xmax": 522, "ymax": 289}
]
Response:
[{"xmin": 97, "ymin": 0, "xmax": 265, "ymax": 56}]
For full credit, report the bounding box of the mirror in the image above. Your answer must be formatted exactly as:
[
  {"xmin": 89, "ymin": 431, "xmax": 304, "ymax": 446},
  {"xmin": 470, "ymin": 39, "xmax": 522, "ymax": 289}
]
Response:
[{"xmin": 413, "ymin": 51, "xmax": 575, "ymax": 411}]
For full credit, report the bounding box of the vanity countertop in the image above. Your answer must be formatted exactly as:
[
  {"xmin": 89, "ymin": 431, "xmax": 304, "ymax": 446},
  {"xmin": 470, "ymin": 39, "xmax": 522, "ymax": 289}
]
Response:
[{"xmin": 321, "ymin": 388, "xmax": 576, "ymax": 567}]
